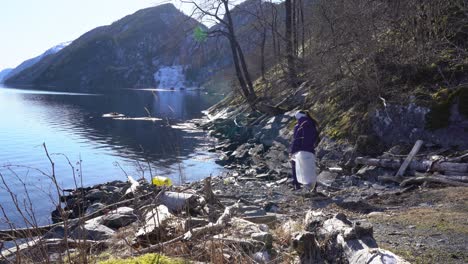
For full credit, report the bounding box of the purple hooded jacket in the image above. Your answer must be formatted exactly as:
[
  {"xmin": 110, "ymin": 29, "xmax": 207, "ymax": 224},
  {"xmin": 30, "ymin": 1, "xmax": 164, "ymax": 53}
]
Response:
[{"xmin": 290, "ymin": 116, "xmax": 318, "ymax": 154}]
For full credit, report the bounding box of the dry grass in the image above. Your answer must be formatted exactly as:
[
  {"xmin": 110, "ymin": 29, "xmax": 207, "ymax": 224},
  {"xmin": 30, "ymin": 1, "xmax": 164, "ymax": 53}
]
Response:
[{"xmin": 369, "ymin": 206, "xmax": 468, "ymax": 234}]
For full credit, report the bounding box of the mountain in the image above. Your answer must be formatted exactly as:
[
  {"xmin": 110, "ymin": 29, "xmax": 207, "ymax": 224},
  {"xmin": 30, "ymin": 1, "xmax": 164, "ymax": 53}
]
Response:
[
  {"xmin": 5, "ymin": 4, "xmax": 208, "ymax": 91},
  {"xmin": 4, "ymin": 42, "xmax": 71, "ymax": 82},
  {"xmin": 0, "ymin": 68, "xmax": 12, "ymax": 83}
]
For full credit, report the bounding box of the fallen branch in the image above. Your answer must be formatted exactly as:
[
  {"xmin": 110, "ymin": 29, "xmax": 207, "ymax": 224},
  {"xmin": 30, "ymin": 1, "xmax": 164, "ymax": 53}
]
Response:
[
  {"xmin": 137, "ymin": 201, "xmax": 240, "ymax": 255},
  {"xmin": 400, "ymin": 176, "xmax": 468, "ymax": 187},
  {"xmin": 414, "ymin": 172, "xmax": 468, "ymax": 183},
  {"xmin": 447, "ymin": 152, "xmax": 468, "ymax": 163},
  {"xmin": 355, "ymin": 157, "xmax": 468, "ymax": 173}
]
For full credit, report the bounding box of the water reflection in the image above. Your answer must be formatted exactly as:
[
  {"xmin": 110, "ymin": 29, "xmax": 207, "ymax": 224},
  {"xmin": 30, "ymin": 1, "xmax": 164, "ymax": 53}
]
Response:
[{"xmin": 0, "ymin": 86, "xmax": 223, "ymax": 228}]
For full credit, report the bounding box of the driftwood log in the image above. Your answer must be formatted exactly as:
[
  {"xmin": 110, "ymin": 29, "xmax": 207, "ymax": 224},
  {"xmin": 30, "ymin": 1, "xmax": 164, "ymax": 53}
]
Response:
[
  {"xmin": 137, "ymin": 201, "xmax": 240, "ymax": 255},
  {"xmin": 395, "ymin": 140, "xmax": 424, "ymax": 177},
  {"xmin": 414, "ymin": 172, "xmax": 468, "ymax": 182},
  {"xmin": 400, "ymin": 176, "xmax": 468, "ymax": 187},
  {"xmin": 355, "ymin": 157, "xmax": 468, "ymax": 173}
]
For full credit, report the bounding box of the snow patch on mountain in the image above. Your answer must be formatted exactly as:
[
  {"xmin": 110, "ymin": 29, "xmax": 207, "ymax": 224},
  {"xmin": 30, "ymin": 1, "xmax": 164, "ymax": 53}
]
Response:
[
  {"xmin": 154, "ymin": 65, "xmax": 186, "ymax": 89},
  {"xmin": 5, "ymin": 41, "xmax": 72, "ymax": 80}
]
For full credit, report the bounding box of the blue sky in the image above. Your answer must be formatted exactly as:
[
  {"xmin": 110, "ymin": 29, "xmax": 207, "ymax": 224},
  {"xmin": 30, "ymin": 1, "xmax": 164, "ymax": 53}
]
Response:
[{"xmin": 0, "ymin": 0, "xmax": 195, "ymax": 70}]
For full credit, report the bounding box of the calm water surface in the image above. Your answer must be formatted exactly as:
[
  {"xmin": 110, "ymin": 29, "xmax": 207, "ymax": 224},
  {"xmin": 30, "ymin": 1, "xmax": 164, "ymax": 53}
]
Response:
[{"xmin": 0, "ymin": 85, "xmax": 223, "ymax": 228}]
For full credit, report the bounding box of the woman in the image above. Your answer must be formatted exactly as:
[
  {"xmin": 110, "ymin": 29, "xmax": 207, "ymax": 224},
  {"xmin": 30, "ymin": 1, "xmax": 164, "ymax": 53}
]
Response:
[{"xmin": 290, "ymin": 110, "xmax": 319, "ymax": 190}]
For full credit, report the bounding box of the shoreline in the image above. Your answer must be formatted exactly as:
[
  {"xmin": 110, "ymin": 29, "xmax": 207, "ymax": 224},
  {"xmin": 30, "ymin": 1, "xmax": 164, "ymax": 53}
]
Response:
[{"xmin": 1, "ymin": 106, "xmax": 467, "ymax": 263}]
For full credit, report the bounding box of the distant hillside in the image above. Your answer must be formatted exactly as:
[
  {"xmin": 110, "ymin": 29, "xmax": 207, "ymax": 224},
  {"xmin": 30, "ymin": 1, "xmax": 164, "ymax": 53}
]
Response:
[
  {"xmin": 4, "ymin": 42, "xmax": 70, "ymax": 82},
  {"xmin": 0, "ymin": 68, "xmax": 12, "ymax": 83},
  {"xmin": 5, "ymin": 4, "xmax": 209, "ymax": 91},
  {"xmin": 5, "ymin": 0, "xmax": 291, "ymax": 93}
]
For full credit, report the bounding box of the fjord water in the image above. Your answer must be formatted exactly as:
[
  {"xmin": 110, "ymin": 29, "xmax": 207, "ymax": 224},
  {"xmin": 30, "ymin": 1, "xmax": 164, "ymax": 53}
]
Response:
[{"xmin": 0, "ymin": 85, "xmax": 223, "ymax": 228}]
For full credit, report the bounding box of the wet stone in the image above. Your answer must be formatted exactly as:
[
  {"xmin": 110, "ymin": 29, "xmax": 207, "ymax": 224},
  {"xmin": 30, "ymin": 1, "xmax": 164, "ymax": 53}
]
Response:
[
  {"xmin": 101, "ymin": 207, "xmax": 137, "ymax": 229},
  {"xmin": 85, "ymin": 203, "xmax": 106, "ymax": 215},
  {"xmin": 85, "ymin": 189, "xmax": 108, "ymax": 202}
]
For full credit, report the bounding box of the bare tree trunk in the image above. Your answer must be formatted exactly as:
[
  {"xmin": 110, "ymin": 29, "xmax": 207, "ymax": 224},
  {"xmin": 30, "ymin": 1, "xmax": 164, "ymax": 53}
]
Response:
[
  {"xmin": 292, "ymin": 0, "xmax": 298, "ymax": 56},
  {"xmin": 260, "ymin": 27, "xmax": 267, "ymax": 80},
  {"xmin": 299, "ymin": 0, "xmax": 305, "ymax": 56},
  {"xmin": 222, "ymin": 0, "xmax": 257, "ymax": 104},
  {"xmin": 285, "ymin": 0, "xmax": 297, "ymax": 87},
  {"xmin": 271, "ymin": 5, "xmax": 277, "ymax": 58}
]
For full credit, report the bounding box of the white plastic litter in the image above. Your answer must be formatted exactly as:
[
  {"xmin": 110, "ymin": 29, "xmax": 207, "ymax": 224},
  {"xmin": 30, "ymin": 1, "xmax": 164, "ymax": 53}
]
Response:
[
  {"xmin": 293, "ymin": 151, "xmax": 317, "ymax": 187},
  {"xmin": 125, "ymin": 176, "xmax": 140, "ymax": 195}
]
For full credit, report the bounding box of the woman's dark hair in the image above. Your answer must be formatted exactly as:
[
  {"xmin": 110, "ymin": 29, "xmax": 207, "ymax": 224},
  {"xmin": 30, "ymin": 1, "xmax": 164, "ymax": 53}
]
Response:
[
  {"xmin": 302, "ymin": 110, "xmax": 319, "ymax": 127},
  {"xmin": 303, "ymin": 110, "xmax": 321, "ymax": 146}
]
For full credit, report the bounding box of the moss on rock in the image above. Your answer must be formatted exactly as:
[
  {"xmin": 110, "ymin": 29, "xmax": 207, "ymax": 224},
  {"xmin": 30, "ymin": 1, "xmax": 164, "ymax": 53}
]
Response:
[{"xmin": 426, "ymin": 86, "xmax": 468, "ymax": 130}]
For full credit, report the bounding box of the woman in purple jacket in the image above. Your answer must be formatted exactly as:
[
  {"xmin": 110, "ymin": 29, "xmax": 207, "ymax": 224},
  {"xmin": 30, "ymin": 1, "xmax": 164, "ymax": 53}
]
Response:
[{"xmin": 290, "ymin": 110, "xmax": 319, "ymax": 190}]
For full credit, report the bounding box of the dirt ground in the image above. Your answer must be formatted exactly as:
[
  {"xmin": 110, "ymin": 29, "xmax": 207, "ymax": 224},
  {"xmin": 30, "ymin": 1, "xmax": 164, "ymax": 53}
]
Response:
[{"xmin": 361, "ymin": 187, "xmax": 467, "ymax": 264}]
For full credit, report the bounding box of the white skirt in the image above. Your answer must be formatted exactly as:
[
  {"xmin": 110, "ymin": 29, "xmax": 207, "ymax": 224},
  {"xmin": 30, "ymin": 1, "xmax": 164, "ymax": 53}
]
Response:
[{"xmin": 292, "ymin": 151, "xmax": 317, "ymax": 187}]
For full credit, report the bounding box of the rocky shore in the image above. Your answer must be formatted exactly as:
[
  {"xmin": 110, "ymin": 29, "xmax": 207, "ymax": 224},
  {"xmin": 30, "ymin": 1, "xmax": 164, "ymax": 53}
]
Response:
[{"xmin": 1, "ymin": 103, "xmax": 467, "ymax": 263}]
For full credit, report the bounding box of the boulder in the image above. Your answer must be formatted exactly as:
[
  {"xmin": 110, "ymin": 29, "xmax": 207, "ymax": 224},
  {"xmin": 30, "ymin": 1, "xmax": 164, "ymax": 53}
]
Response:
[
  {"xmin": 101, "ymin": 207, "xmax": 138, "ymax": 229},
  {"xmin": 250, "ymin": 232, "xmax": 273, "ymax": 247},
  {"xmin": 70, "ymin": 221, "xmax": 115, "ymax": 241},
  {"xmin": 232, "ymin": 143, "xmax": 252, "ymax": 160},
  {"xmin": 252, "ymin": 251, "xmax": 271, "ymax": 263},
  {"xmin": 317, "ymin": 171, "xmax": 338, "ymax": 187},
  {"xmin": 85, "ymin": 189, "xmax": 108, "ymax": 202},
  {"xmin": 85, "ymin": 203, "xmax": 106, "ymax": 215}
]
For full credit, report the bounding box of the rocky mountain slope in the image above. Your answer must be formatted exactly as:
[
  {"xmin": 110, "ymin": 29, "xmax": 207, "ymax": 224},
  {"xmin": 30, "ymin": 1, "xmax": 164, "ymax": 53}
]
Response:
[
  {"xmin": 3, "ymin": 41, "xmax": 70, "ymax": 83},
  {"xmin": 4, "ymin": 4, "xmax": 208, "ymax": 91},
  {"xmin": 5, "ymin": 0, "xmax": 286, "ymax": 92},
  {"xmin": 0, "ymin": 68, "xmax": 12, "ymax": 83}
]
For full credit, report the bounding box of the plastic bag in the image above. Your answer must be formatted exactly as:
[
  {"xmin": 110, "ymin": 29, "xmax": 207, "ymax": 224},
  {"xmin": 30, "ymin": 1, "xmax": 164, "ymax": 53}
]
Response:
[{"xmin": 293, "ymin": 151, "xmax": 317, "ymax": 187}]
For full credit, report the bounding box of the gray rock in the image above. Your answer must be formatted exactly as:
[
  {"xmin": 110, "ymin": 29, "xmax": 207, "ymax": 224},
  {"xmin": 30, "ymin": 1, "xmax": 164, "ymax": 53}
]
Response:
[
  {"xmin": 71, "ymin": 221, "xmax": 115, "ymax": 241},
  {"xmin": 372, "ymin": 102, "xmax": 468, "ymax": 149},
  {"xmin": 251, "ymin": 232, "xmax": 273, "ymax": 247},
  {"xmin": 264, "ymin": 202, "xmax": 280, "ymax": 213},
  {"xmin": 101, "ymin": 185, "xmax": 121, "ymax": 193},
  {"xmin": 85, "ymin": 189, "xmax": 108, "ymax": 202},
  {"xmin": 252, "ymin": 251, "xmax": 271, "ymax": 263},
  {"xmin": 232, "ymin": 143, "xmax": 252, "ymax": 159},
  {"xmin": 353, "ymin": 221, "xmax": 373, "ymax": 238},
  {"xmin": 248, "ymin": 144, "xmax": 265, "ymax": 157},
  {"xmin": 101, "ymin": 207, "xmax": 138, "ymax": 229},
  {"xmin": 43, "ymin": 226, "xmax": 65, "ymax": 239},
  {"xmin": 317, "ymin": 171, "xmax": 338, "ymax": 186},
  {"xmin": 85, "ymin": 203, "xmax": 106, "ymax": 215}
]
